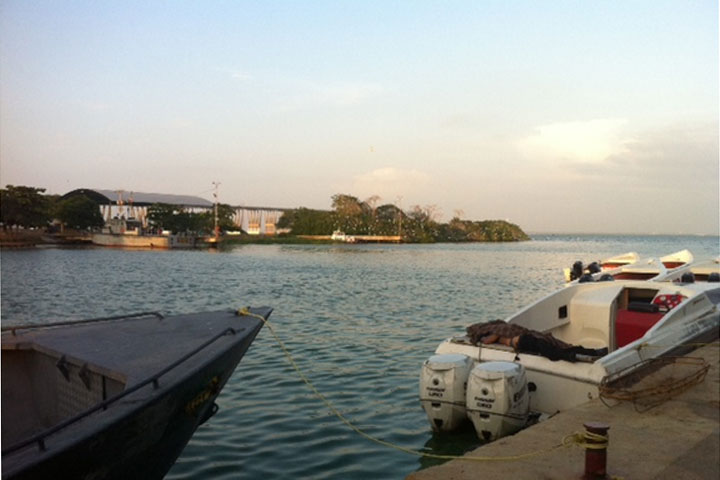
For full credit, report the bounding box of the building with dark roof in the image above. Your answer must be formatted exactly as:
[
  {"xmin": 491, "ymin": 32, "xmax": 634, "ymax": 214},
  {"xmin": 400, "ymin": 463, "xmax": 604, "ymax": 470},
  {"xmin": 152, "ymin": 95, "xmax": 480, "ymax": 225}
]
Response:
[
  {"xmin": 62, "ymin": 189, "xmax": 213, "ymax": 208},
  {"xmin": 62, "ymin": 188, "xmax": 287, "ymax": 235}
]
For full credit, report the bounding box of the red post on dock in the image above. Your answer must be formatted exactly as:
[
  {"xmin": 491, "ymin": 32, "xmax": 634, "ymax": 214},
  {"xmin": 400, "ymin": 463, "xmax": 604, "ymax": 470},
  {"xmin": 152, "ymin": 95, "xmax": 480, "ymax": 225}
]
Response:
[{"xmin": 582, "ymin": 422, "xmax": 610, "ymax": 480}]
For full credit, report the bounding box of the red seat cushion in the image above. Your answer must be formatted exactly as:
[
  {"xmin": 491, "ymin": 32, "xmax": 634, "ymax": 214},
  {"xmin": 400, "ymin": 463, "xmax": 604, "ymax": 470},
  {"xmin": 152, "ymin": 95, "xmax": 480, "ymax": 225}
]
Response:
[{"xmin": 616, "ymin": 310, "xmax": 664, "ymax": 347}]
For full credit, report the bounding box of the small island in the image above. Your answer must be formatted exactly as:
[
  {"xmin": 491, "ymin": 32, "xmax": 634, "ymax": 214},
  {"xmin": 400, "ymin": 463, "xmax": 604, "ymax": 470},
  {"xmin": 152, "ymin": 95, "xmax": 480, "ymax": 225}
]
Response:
[{"xmin": 275, "ymin": 194, "xmax": 530, "ymax": 243}]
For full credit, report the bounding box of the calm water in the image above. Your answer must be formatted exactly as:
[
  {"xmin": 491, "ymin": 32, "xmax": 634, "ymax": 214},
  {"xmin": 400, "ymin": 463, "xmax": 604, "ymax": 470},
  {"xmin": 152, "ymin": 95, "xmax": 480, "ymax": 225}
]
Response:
[{"xmin": 1, "ymin": 235, "xmax": 718, "ymax": 479}]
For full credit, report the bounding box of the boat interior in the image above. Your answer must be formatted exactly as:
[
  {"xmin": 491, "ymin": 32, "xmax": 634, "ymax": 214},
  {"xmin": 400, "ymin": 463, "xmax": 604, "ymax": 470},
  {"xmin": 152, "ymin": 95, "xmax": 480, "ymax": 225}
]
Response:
[
  {"xmin": 507, "ymin": 281, "xmax": 716, "ymax": 354},
  {"xmin": 1, "ymin": 342, "xmax": 126, "ymax": 448}
]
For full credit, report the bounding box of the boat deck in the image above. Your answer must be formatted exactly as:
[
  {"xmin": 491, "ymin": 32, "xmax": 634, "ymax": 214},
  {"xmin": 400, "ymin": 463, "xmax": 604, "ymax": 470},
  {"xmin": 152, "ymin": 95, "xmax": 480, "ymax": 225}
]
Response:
[{"xmin": 2, "ymin": 309, "xmax": 269, "ymax": 385}]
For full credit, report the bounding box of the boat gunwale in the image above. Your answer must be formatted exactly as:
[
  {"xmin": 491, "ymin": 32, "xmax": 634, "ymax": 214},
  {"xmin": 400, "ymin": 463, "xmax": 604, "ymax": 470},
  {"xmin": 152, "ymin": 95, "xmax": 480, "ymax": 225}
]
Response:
[{"xmin": 1, "ymin": 311, "xmax": 165, "ymax": 336}]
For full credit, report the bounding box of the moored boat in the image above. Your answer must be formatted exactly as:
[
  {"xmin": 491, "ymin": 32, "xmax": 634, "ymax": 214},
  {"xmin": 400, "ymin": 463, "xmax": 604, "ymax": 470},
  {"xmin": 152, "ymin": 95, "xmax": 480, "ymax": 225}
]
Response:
[
  {"xmin": 654, "ymin": 257, "xmax": 720, "ymax": 283},
  {"xmin": 564, "ymin": 252, "xmax": 639, "ymax": 282},
  {"xmin": 567, "ymin": 249, "xmax": 693, "ymax": 283},
  {"xmin": 420, "ymin": 273, "xmax": 718, "ymax": 441},
  {"xmin": 1, "ymin": 307, "xmax": 271, "ymax": 479},
  {"xmin": 91, "ymin": 218, "xmax": 201, "ymax": 249}
]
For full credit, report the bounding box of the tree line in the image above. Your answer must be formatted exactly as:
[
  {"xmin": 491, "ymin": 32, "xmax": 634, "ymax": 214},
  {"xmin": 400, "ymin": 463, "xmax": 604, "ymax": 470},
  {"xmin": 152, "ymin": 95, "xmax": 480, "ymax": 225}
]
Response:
[
  {"xmin": 1, "ymin": 186, "xmax": 530, "ymax": 242},
  {"xmin": 278, "ymin": 194, "xmax": 530, "ymax": 242},
  {"xmin": 0, "ymin": 185, "xmax": 235, "ymax": 234}
]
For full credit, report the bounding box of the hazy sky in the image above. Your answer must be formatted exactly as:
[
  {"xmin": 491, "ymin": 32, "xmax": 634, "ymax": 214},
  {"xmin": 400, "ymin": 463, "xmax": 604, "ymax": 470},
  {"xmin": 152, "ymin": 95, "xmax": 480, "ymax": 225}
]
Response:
[{"xmin": 1, "ymin": 1, "xmax": 718, "ymax": 234}]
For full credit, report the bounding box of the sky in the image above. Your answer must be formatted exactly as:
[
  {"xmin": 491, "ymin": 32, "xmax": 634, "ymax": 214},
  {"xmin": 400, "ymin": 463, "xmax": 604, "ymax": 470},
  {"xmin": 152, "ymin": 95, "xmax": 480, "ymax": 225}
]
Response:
[{"xmin": 1, "ymin": 1, "xmax": 718, "ymax": 235}]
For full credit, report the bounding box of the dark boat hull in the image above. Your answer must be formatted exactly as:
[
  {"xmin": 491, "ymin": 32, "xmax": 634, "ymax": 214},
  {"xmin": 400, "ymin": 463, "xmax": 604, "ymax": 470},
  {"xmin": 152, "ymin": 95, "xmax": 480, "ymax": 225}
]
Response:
[{"xmin": 2, "ymin": 308, "xmax": 270, "ymax": 479}]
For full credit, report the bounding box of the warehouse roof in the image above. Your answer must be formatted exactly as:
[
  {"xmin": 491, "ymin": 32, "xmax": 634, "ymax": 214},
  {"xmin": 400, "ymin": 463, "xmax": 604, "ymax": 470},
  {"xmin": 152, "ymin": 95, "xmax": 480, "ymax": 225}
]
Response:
[{"xmin": 62, "ymin": 189, "xmax": 213, "ymax": 207}]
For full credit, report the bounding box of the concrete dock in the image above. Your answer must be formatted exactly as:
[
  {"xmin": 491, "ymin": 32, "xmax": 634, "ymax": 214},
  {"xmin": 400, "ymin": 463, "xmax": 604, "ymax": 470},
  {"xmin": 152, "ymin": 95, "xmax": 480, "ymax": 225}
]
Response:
[{"xmin": 408, "ymin": 341, "xmax": 719, "ymax": 480}]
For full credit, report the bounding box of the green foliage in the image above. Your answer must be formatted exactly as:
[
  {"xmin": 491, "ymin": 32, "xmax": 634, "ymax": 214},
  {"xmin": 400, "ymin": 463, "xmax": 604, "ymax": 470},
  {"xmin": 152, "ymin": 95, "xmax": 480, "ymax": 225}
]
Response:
[
  {"xmin": 215, "ymin": 204, "xmax": 236, "ymax": 231},
  {"xmin": 55, "ymin": 195, "xmax": 105, "ymax": 230},
  {"xmin": 440, "ymin": 218, "xmax": 531, "ymax": 242},
  {"xmin": 147, "ymin": 203, "xmax": 178, "ymax": 230},
  {"xmin": 0, "ymin": 185, "xmax": 52, "ymax": 229},
  {"xmin": 277, "ymin": 207, "xmax": 335, "ymax": 235},
  {"xmin": 278, "ymin": 194, "xmax": 530, "ymax": 242},
  {"xmin": 147, "ymin": 202, "xmax": 235, "ymax": 234}
]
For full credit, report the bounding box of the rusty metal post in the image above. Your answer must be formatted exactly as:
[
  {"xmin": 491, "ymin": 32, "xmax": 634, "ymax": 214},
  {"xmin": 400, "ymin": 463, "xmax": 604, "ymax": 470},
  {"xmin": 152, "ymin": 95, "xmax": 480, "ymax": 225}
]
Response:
[{"xmin": 582, "ymin": 422, "xmax": 610, "ymax": 480}]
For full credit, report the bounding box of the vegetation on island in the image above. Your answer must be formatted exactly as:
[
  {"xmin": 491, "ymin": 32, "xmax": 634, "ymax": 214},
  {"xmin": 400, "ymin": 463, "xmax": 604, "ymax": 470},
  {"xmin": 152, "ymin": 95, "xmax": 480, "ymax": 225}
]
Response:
[
  {"xmin": 0, "ymin": 186, "xmax": 529, "ymax": 245},
  {"xmin": 278, "ymin": 194, "xmax": 530, "ymax": 243}
]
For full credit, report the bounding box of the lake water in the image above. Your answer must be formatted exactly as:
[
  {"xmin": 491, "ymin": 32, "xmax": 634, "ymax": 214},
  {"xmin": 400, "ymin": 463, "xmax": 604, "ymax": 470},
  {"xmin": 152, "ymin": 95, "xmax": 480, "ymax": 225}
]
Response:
[{"xmin": 1, "ymin": 235, "xmax": 718, "ymax": 479}]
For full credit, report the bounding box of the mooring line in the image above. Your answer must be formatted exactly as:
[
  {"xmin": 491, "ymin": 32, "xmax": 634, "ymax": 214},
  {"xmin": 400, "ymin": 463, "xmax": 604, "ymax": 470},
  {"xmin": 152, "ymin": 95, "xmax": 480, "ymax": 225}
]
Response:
[{"xmin": 237, "ymin": 307, "xmax": 585, "ymax": 463}]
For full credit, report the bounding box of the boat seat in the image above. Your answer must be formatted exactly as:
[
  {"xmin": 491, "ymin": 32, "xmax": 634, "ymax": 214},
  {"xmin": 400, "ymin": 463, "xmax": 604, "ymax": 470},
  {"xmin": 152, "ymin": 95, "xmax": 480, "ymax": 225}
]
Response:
[{"xmin": 615, "ymin": 305, "xmax": 664, "ymax": 348}]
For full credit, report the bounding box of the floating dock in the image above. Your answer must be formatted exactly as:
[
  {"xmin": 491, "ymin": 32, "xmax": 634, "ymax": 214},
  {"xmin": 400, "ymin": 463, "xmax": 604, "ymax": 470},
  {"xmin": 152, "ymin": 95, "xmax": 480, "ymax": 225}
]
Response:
[{"xmin": 407, "ymin": 340, "xmax": 719, "ymax": 480}]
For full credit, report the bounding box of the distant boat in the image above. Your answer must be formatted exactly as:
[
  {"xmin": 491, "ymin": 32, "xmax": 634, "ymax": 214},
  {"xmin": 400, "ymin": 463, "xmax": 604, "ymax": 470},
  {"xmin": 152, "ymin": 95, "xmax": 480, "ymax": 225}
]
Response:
[
  {"xmin": 330, "ymin": 230, "xmax": 356, "ymax": 243},
  {"xmin": 1, "ymin": 307, "xmax": 271, "ymax": 479},
  {"xmin": 564, "ymin": 252, "xmax": 640, "ymax": 282},
  {"xmin": 566, "ymin": 250, "xmax": 693, "ymax": 283},
  {"xmin": 91, "ymin": 217, "xmax": 201, "ymax": 249},
  {"xmin": 654, "ymin": 257, "xmax": 720, "ymax": 283}
]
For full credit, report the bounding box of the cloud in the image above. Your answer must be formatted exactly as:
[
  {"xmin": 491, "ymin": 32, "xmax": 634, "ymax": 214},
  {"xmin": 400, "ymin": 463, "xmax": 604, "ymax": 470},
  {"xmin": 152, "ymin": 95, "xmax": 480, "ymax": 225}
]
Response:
[
  {"xmin": 566, "ymin": 122, "xmax": 718, "ymax": 187},
  {"xmin": 518, "ymin": 118, "xmax": 629, "ymax": 163}
]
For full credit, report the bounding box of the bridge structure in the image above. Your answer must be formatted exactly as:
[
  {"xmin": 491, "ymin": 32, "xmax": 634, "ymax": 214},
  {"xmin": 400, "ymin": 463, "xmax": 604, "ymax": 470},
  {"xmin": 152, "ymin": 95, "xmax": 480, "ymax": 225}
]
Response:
[{"xmin": 62, "ymin": 189, "xmax": 290, "ymax": 235}]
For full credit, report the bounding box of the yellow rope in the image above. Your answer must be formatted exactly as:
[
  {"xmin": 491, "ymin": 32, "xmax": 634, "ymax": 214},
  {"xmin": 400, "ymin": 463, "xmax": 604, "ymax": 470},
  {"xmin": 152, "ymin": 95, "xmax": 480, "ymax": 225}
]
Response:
[
  {"xmin": 562, "ymin": 431, "xmax": 609, "ymax": 450},
  {"xmin": 237, "ymin": 307, "xmax": 594, "ymax": 462}
]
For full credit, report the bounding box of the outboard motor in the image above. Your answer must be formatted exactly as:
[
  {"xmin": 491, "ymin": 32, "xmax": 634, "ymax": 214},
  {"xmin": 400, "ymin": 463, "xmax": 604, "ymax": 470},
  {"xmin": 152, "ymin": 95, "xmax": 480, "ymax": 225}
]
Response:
[
  {"xmin": 681, "ymin": 272, "xmax": 695, "ymax": 283},
  {"xmin": 587, "ymin": 262, "xmax": 601, "ymax": 274},
  {"xmin": 708, "ymin": 272, "xmax": 720, "ymax": 283},
  {"xmin": 578, "ymin": 273, "xmax": 595, "ymax": 283},
  {"xmin": 419, "ymin": 354, "xmax": 474, "ymax": 432},
  {"xmin": 598, "ymin": 273, "xmax": 615, "ymax": 282},
  {"xmin": 571, "ymin": 261, "xmax": 584, "ymax": 281},
  {"xmin": 466, "ymin": 362, "xmax": 529, "ymax": 442}
]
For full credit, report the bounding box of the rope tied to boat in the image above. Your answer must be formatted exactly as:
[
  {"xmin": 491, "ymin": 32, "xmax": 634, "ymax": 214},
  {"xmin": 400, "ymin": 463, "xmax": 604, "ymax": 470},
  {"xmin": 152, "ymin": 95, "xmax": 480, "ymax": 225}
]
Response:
[{"xmin": 235, "ymin": 307, "xmax": 595, "ymax": 463}]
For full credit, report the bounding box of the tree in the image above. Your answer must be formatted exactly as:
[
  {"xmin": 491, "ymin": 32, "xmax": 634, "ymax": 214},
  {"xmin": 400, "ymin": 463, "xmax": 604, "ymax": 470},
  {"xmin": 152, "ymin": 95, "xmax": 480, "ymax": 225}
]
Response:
[
  {"xmin": 55, "ymin": 195, "xmax": 105, "ymax": 230},
  {"xmin": 0, "ymin": 185, "xmax": 51, "ymax": 230},
  {"xmin": 216, "ymin": 203, "xmax": 236, "ymax": 231},
  {"xmin": 147, "ymin": 202, "xmax": 225, "ymax": 234},
  {"xmin": 147, "ymin": 203, "xmax": 178, "ymax": 231},
  {"xmin": 277, "ymin": 207, "xmax": 335, "ymax": 235},
  {"xmin": 374, "ymin": 204, "xmax": 404, "ymax": 235},
  {"xmin": 331, "ymin": 194, "xmax": 365, "ymax": 233}
]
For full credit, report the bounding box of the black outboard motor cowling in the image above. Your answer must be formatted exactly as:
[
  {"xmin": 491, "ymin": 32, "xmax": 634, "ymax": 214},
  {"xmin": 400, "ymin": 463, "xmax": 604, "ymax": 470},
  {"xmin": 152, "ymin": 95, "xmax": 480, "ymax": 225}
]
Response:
[{"xmin": 570, "ymin": 261, "xmax": 584, "ymax": 281}]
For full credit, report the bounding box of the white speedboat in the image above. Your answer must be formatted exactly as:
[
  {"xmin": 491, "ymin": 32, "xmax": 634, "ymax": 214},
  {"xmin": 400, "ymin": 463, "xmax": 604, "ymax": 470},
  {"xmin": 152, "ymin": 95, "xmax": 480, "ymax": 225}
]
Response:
[
  {"xmin": 654, "ymin": 257, "xmax": 720, "ymax": 283},
  {"xmin": 568, "ymin": 249, "xmax": 694, "ymax": 283},
  {"xmin": 420, "ymin": 275, "xmax": 718, "ymax": 441},
  {"xmin": 564, "ymin": 252, "xmax": 640, "ymax": 282}
]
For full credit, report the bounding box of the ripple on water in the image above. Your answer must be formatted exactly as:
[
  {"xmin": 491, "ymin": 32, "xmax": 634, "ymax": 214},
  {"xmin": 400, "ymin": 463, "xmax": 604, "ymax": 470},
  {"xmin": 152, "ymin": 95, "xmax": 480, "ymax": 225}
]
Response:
[{"xmin": 1, "ymin": 236, "xmax": 717, "ymax": 479}]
